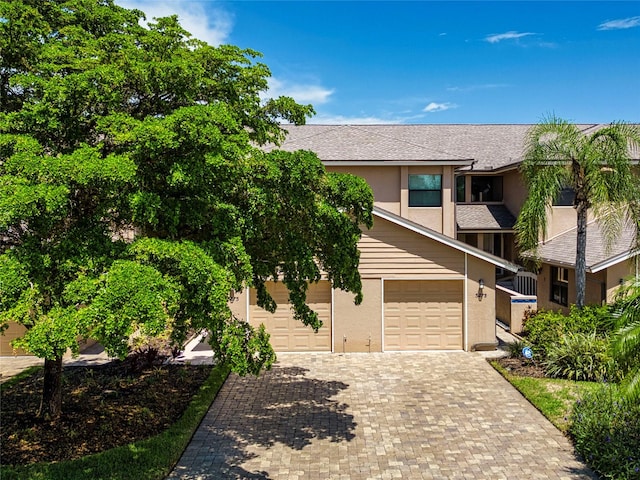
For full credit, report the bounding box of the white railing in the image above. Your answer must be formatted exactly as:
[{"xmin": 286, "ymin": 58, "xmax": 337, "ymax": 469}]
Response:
[{"xmin": 513, "ymin": 271, "xmax": 537, "ymax": 296}]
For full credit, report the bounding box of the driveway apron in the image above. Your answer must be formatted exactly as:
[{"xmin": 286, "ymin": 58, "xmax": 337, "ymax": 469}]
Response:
[{"xmin": 167, "ymin": 353, "xmax": 596, "ymax": 480}]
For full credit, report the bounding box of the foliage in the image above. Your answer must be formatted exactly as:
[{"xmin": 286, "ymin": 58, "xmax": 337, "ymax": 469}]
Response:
[
  {"xmin": 0, "ymin": 0, "xmax": 374, "ymax": 417},
  {"xmin": 522, "ymin": 305, "xmax": 612, "ymax": 359},
  {"xmin": 505, "ymin": 339, "xmax": 531, "ymax": 358},
  {"xmin": 2, "ymin": 362, "xmax": 230, "ymax": 480},
  {"xmin": 543, "ymin": 331, "xmax": 618, "ymax": 382},
  {"xmin": 570, "ymin": 383, "xmax": 640, "ymax": 480},
  {"xmin": 515, "ymin": 115, "xmax": 640, "ymax": 308},
  {"xmin": 610, "ymin": 276, "xmax": 640, "ymax": 402}
]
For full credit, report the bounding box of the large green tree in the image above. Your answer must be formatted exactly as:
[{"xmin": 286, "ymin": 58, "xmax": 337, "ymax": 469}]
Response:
[
  {"xmin": 0, "ymin": 0, "xmax": 373, "ymax": 419},
  {"xmin": 515, "ymin": 116, "xmax": 640, "ymax": 308}
]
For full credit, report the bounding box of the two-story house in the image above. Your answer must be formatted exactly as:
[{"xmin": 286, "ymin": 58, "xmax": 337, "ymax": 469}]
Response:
[{"xmin": 227, "ymin": 124, "xmax": 638, "ymax": 354}]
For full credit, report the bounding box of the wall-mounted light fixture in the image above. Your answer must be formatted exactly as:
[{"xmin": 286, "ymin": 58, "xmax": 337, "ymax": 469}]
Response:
[{"xmin": 476, "ymin": 279, "xmax": 487, "ymax": 299}]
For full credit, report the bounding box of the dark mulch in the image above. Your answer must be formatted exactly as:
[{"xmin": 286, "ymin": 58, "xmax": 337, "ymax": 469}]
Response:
[
  {"xmin": 0, "ymin": 358, "xmax": 211, "ymax": 466},
  {"xmin": 494, "ymin": 355, "xmax": 547, "ymax": 378}
]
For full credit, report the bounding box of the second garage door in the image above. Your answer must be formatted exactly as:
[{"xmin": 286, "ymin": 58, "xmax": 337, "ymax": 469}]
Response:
[
  {"xmin": 249, "ymin": 282, "xmax": 332, "ymax": 352},
  {"xmin": 384, "ymin": 280, "xmax": 463, "ymax": 350}
]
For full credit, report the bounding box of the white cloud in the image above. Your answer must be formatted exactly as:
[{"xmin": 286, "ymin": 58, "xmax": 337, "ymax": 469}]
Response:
[
  {"xmin": 115, "ymin": 0, "xmax": 232, "ymax": 46},
  {"xmin": 265, "ymin": 78, "xmax": 334, "ymax": 105},
  {"xmin": 597, "ymin": 16, "xmax": 640, "ymax": 31},
  {"xmin": 485, "ymin": 31, "xmax": 535, "ymax": 43},
  {"xmin": 423, "ymin": 102, "xmax": 457, "ymax": 113},
  {"xmin": 446, "ymin": 84, "xmax": 509, "ymax": 93}
]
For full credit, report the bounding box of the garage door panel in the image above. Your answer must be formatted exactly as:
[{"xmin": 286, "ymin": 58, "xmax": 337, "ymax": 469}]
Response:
[
  {"xmin": 250, "ymin": 282, "xmax": 331, "ymax": 352},
  {"xmin": 384, "ymin": 280, "xmax": 463, "ymax": 351}
]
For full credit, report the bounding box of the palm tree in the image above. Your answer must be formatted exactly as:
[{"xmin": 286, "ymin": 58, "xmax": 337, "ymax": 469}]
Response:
[
  {"xmin": 611, "ymin": 276, "xmax": 640, "ymax": 401},
  {"xmin": 515, "ymin": 116, "xmax": 640, "ymax": 308}
]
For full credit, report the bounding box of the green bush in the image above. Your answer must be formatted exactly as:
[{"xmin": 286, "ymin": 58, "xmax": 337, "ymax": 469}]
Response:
[
  {"xmin": 505, "ymin": 339, "xmax": 531, "ymax": 358},
  {"xmin": 522, "ymin": 305, "xmax": 613, "ymax": 359},
  {"xmin": 570, "ymin": 384, "xmax": 640, "ymax": 479},
  {"xmin": 543, "ymin": 331, "xmax": 618, "ymax": 382}
]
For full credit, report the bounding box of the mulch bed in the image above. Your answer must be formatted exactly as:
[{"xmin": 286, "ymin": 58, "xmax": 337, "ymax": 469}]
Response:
[
  {"xmin": 494, "ymin": 356, "xmax": 547, "ymax": 378},
  {"xmin": 0, "ymin": 358, "xmax": 211, "ymax": 466}
]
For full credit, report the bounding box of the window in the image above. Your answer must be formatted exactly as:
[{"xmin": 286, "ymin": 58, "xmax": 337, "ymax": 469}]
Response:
[
  {"xmin": 551, "ymin": 266, "xmax": 569, "ymax": 306},
  {"xmin": 553, "ymin": 187, "xmax": 575, "ymax": 206},
  {"xmin": 455, "ymin": 175, "xmax": 466, "ymax": 203},
  {"xmin": 471, "ymin": 176, "xmax": 503, "ymax": 202},
  {"xmin": 409, "ymin": 174, "xmax": 442, "ymax": 207}
]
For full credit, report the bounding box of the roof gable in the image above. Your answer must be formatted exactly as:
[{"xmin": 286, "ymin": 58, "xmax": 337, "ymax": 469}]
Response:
[{"xmin": 372, "ymin": 207, "xmax": 520, "ymax": 272}]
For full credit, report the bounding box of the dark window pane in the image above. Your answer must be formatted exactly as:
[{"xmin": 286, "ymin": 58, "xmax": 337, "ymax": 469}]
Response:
[
  {"xmin": 554, "ymin": 188, "xmax": 575, "ymax": 206},
  {"xmin": 409, "ymin": 174, "xmax": 441, "ymax": 190},
  {"xmin": 456, "ymin": 176, "xmax": 465, "ymax": 203},
  {"xmin": 409, "ymin": 190, "xmax": 442, "ymax": 207}
]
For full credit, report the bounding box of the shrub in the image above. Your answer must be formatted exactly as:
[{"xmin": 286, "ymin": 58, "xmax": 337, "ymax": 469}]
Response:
[
  {"xmin": 543, "ymin": 331, "xmax": 618, "ymax": 382},
  {"xmin": 570, "ymin": 384, "xmax": 640, "ymax": 479},
  {"xmin": 522, "ymin": 304, "xmax": 613, "ymax": 359},
  {"xmin": 505, "ymin": 339, "xmax": 531, "ymax": 359}
]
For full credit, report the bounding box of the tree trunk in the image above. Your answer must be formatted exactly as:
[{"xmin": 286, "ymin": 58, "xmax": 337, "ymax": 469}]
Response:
[
  {"xmin": 575, "ymin": 203, "xmax": 588, "ymax": 309},
  {"xmin": 39, "ymin": 356, "xmax": 63, "ymax": 420}
]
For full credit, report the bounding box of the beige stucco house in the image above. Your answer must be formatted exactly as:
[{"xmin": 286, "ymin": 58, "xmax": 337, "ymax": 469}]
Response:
[{"xmin": 235, "ymin": 124, "xmax": 638, "ymax": 350}]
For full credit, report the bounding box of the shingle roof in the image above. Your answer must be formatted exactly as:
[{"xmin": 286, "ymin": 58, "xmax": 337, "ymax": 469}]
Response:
[
  {"xmin": 530, "ymin": 221, "xmax": 638, "ymax": 272},
  {"xmin": 456, "ymin": 204, "xmax": 517, "ymax": 230},
  {"xmin": 266, "ymin": 124, "xmax": 609, "ymax": 170}
]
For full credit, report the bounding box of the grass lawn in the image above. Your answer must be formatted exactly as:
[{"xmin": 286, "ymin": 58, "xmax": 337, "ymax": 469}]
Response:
[{"xmin": 490, "ymin": 360, "xmax": 600, "ymax": 433}]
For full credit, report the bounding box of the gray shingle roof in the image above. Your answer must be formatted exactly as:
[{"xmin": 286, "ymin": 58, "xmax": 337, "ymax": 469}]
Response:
[
  {"xmin": 531, "ymin": 221, "xmax": 638, "ymax": 272},
  {"xmin": 266, "ymin": 124, "xmax": 610, "ymax": 170},
  {"xmin": 456, "ymin": 204, "xmax": 517, "ymax": 230}
]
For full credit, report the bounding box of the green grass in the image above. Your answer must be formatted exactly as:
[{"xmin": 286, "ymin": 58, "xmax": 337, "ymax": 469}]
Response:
[
  {"xmin": 490, "ymin": 361, "xmax": 600, "ymax": 433},
  {"xmin": 0, "ymin": 365, "xmax": 43, "ymax": 388},
  {"xmin": 2, "ymin": 363, "xmax": 230, "ymax": 480}
]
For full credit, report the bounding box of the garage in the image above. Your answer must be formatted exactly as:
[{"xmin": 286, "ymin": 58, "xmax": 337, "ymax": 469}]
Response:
[
  {"xmin": 249, "ymin": 281, "xmax": 332, "ymax": 352},
  {"xmin": 384, "ymin": 280, "xmax": 463, "ymax": 350}
]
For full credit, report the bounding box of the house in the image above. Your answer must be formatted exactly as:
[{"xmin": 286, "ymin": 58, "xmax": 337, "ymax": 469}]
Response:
[{"xmin": 229, "ymin": 124, "xmax": 638, "ymax": 351}]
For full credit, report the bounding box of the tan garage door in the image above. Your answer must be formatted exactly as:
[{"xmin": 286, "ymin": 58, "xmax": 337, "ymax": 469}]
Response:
[
  {"xmin": 250, "ymin": 282, "xmax": 331, "ymax": 352},
  {"xmin": 0, "ymin": 322, "xmax": 28, "ymax": 356},
  {"xmin": 384, "ymin": 280, "xmax": 463, "ymax": 350}
]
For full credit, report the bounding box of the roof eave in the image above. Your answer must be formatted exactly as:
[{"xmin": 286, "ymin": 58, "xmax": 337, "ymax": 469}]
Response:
[{"xmin": 324, "ymin": 159, "xmax": 475, "ymax": 167}]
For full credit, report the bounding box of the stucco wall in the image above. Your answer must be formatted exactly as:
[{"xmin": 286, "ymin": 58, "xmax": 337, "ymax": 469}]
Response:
[
  {"xmin": 465, "ymin": 255, "xmax": 497, "ymax": 350},
  {"xmin": 328, "ymin": 165, "xmax": 401, "ymax": 215},
  {"xmin": 333, "ymin": 279, "xmax": 382, "ymax": 353}
]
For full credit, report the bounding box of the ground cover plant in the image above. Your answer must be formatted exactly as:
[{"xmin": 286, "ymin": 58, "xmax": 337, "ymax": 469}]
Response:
[{"xmin": 1, "ymin": 360, "xmax": 230, "ymax": 480}]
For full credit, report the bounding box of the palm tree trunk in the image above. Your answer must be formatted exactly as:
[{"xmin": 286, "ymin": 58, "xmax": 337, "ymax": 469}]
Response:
[
  {"xmin": 39, "ymin": 356, "xmax": 63, "ymax": 420},
  {"xmin": 575, "ymin": 204, "xmax": 588, "ymax": 309}
]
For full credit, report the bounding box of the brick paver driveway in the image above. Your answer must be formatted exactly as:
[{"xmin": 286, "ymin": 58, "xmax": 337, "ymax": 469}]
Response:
[{"xmin": 167, "ymin": 353, "xmax": 596, "ymax": 479}]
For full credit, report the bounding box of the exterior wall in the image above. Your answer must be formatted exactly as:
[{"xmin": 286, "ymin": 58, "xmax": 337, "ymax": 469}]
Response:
[
  {"xmin": 465, "ymin": 255, "xmax": 497, "ymax": 350},
  {"xmin": 333, "ymin": 278, "xmax": 382, "ymax": 353},
  {"xmin": 496, "ymin": 285, "xmax": 536, "ymax": 334},
  {"xmin": 327, "ymin": 164, "xmax": 457, "ymax": 237},
  {"xmin": 606, "ymin": 258, "xmax": 638, "ymax": 302},
  {"xmin": 502, "ymin": 170, "xmax": 527, "ymax": 217},
  {"xmin": 0, "ymin": 322, "xmax": 28, "ymax": 356},
  {"xmin": 406, "ymin": 165, "xmax": 454, "ymax": 236},
  {"xmin": 358, "ymin": 217, "xmax": 465, "ymax": 278},
  {"xmin": 585, "ymin": 270, "xmax": 606, "ymax": 306},
  {"xmin": 327, "ymin": 166, "xmax": 401, "ymax": 215}
]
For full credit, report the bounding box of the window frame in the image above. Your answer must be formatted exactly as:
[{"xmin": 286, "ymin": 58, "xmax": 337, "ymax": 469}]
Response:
[
  {"xmin": 550, "ymin": 266, "xmax": 569, "ymax": 306},
  {"xmin": 408, "ymin": 174, "xmax": 442, "ymax": 207}
]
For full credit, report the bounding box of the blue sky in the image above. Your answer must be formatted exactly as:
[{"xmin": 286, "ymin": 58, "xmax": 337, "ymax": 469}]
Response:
[{"xmin": 115, "ymin": 1, "xmax": 640, "ymax": 124}]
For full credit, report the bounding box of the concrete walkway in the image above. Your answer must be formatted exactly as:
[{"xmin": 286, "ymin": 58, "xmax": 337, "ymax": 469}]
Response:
[{"xmin": 167, "ymin": 352, "xmax": 596, "ymax": 480}]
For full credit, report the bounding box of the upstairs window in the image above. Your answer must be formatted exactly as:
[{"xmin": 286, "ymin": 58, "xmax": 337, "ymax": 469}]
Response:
[
  {"xmin": 409, "ymin": 174, "xmax": 442, "ymax": 207},
  {"xmin": 455, "ymin": 175, "xmax": 466, "ymax": 203},
  {"xmin": 471, "ymin": 176, "xmax": 503, "ymax": 202},
  {"xmin": 551, "ymin": 266, "xmax": 569, "ymax": 306},
  {"xmin": 553, "ymin": 187, "xmax": 575, "ymax": 206}
]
